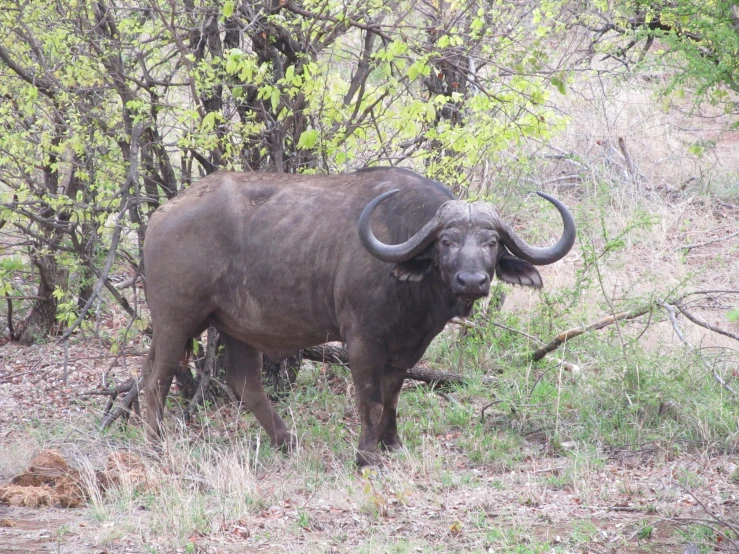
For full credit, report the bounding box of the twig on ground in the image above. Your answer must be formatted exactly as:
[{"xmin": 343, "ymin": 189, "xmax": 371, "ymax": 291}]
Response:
[
  {"xmin": 450, "ymin": 317, "xmax": 483, "ymax": 330},
  {"xmin": 525, "ymin": 174, "xmax": 583, "ymax": 187},
  {"xmin": 676, "ymin": 229, "xmax": 739, "ymax": 252},
  {"xmin": 437, "ymin": 391, "xmax": 462, "ymax": 407},
  {"xmin": 667, "ymin": 483, "xmax": 739, "ymax": 551},
  {"xmin": 489, "ymin": 320, "xmax": 545, "ymax": 345},
  {"xmin": 528, "ymin": 466, "xmax": 566, "ymax": 474},
  {"xmin": 480, "ymin": 399, "xmax": 504, "ymax": 422},
  {"xmin": 531, "ymin": 305, "xmax": 653, "ymax": 361}
]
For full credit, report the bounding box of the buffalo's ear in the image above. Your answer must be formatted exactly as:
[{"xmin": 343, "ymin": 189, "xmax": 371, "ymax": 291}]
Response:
[
  {"xmin": 496, "ymin": 252, "xmax": 543, "ymax": 289},
  {"xmin": 392, "ymin": 258, "xmax": 433, "ymax": 282}
]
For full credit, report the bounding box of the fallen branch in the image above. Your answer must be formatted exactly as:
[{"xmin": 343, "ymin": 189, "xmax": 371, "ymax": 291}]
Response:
[
  {"xmin": 100, "ymin": 375, "xmax": 143, "ymax": 430},
  {"xmin": 406, "ymin": 366, "xmax": 473, "ymax": 388},
  {"xmin": 303, "ymin": 344, "xmax": 470, "ymax": 387},
  {"xmin": 97, "ymin": 334, "xmax": 493, "ymax": 430},
  {"xmin": 531, "ymin": 305, "xmax": 653, "ymax": 361}
]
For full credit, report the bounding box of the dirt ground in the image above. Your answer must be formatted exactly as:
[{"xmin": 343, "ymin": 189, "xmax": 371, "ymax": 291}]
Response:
[{"xmin": 1, "ymin": 338, "xmax": 738, "ymax": 553}]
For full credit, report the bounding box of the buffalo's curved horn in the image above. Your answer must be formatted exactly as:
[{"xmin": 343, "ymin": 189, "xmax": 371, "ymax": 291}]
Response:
[
  {"xmin": 497, "ymin": 192, "xmax": 576, "ymax": 265},
  {"xmin": 358, "ymin": 190, "xmax": 444, "ymax": 263}
]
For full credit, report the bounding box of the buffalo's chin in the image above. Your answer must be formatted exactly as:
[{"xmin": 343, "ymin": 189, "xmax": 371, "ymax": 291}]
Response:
[{"xmin": 454, "ymin": 293, "xmax": 486, "ymax": 317}]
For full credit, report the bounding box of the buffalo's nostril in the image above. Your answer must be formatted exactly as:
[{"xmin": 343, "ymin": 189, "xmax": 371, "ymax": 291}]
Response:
[{"xmin": 456, "ymin": 274, "xmax": 467, "ymax": 287}]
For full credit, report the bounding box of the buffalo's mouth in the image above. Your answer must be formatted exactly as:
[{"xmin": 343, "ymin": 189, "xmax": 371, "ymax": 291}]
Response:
[{"xmin": 456, "ymin": 292, "xmax": 488, "ymax": 305}]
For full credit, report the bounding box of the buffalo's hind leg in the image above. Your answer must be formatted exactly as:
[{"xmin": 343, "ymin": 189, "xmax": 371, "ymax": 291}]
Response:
[
  {"xmin": 221, "ymin": 333, "xmax": 296, "ymax": 452},
  {"xmin": 143, "ymin": 329, "xmax": 192, "ymax": 439}
]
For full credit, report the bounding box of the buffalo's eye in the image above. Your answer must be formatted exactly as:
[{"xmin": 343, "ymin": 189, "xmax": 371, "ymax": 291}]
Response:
[
  {"xmin": 487, "ymin": 238, "xmax": 498, "ymax": 247},
  {"xmin": 441, "ymin": 239, "xmax": 452, "ymax": 248}
]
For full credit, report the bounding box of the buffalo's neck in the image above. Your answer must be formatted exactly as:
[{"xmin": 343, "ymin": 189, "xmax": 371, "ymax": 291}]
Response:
[{"xmin": 380, "ymin": 274, "xmax": 472, "ymax": 368}]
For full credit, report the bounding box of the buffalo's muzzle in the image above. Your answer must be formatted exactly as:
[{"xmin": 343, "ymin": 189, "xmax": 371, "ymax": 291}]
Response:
[{"xmin": 453, "ymin": 271, "xmax": 490, "ymax": 297}]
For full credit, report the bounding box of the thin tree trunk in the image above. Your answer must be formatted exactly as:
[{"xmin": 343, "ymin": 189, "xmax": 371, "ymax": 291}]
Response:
[{"xmin": 14, "ymin": 255, "xmax": 68, "ymax": 345}]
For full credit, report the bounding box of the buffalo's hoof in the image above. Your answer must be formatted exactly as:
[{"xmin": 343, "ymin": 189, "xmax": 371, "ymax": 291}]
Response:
[
  {"xmin": 380, "ymin": 435, "xmax": 404, "ymax": 452},
  {"xmin": 355, "ymin": 449, "xmax": 384, "ymax": 468},
  {"xmin": 275, "ymin": 432, "xmax": 298, "ymax": 455}
]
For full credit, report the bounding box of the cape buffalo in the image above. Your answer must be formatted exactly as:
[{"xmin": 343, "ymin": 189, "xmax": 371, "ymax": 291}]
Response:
[{"xmin": 143, "ymin": 167, "xmax": 576, "ymax": 466}]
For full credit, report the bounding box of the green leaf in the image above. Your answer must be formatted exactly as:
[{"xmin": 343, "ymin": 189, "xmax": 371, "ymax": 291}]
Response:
[
  {"xmin": 551, "ymin": 76, "xmax": 566, "ymax": 95},
  {"xmin": 408, "ymin": 61, "xmax": 427, "ymax": 80},
  {"xmin": 223, "ymin": 0, "xmax": 234, "ymax": 18},
  {"xmin": 297, "ymin": 129, "xmax": 319, "ymax": 150},
  {"xmin": 728, "ymin": 309, "xmax": 739, "ymax": 323},
  {"xmin": 688, "ymin": 144, "xmax": 704, "ymax": 157},
  {"xmin": 604, "ymin": 238, "xmax": 625, "ymax": 251},
  {"xmin": 202, "ymin": 112, "xmax": 217, "ymax": 131}
]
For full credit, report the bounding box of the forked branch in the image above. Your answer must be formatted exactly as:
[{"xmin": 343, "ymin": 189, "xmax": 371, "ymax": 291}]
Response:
[
  {"xmin": 100, "ymin": 375, "xmax": 144, "ymax": 430},
  {"xmin": 662, "ymin": 302, "xmax": 738, "ymax": 395}
]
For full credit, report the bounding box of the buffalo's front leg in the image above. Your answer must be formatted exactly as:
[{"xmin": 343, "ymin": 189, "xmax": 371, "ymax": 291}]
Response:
[
  {"xmin": 222, "ymin": 334, "xmax": 295, "ymax": 451},
  {"xmin": 347, "ymin": 338, "xmax": 388, "ymax": 467},
  {"xmin": 379, "ymin": 365, "xmax": 407, "ymax": 452}
]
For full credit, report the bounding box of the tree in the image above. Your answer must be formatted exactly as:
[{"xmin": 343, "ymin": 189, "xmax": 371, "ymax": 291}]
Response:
[
  {"xmin": 1, "ymin": 0, "xmax": 570, "ymax": 346},
  {"xmin": 581, "ymin": 0, "xmax": 739, "ymax": 111}
]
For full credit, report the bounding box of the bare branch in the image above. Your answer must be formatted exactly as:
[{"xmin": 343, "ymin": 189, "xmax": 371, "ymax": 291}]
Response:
[
  {"xmin": 532, "ymin": 306, "xmax": 654, "ymax": 361},
  {"xmin": 674, "ymin": 300, "xmax": 739, "ymax": 343},
  {"xmin": 662, "ymin": 302, "xmax": 738, "ymax": 396}
]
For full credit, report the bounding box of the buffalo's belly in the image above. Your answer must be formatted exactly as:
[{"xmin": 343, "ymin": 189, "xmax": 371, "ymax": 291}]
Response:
[{"xmin": 210, "ymin": 305, "xmax": 341, "ymax": 360}]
